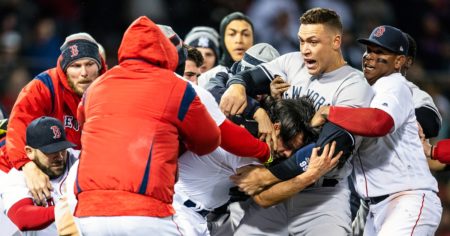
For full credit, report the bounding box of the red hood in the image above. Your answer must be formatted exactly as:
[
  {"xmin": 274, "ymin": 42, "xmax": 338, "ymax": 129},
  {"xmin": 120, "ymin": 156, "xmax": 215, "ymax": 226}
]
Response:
[{"xmin": 117, "ymin": 16, "xmax": 178, "ymax": 71}]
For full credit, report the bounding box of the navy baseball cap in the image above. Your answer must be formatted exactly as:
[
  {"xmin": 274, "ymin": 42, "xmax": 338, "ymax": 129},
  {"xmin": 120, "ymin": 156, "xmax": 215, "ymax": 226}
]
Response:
[
  {"xmin": 26, "ymin": 116, "xmax": 76, "ymax": 154},
  {"xmin": 358, "ymin": 25, "xmax": 409, "ymax": 55}
]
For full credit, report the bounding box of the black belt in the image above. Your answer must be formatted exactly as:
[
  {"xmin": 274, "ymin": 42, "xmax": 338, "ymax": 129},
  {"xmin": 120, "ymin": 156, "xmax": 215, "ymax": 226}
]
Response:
[
  {"xmin": 365, "ymin": 194, "xmax": 390, "ymax": 205},
  {"xmin": 322, "ymin": 178, "xmax": 339, "ymax": 187},
  {"xmin": 183, "ymin": 199, "xmax": 210, "ymax": 217}
]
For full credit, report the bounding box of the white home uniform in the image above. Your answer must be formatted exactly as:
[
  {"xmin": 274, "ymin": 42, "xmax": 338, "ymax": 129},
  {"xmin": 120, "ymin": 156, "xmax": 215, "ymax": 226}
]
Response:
[
  {"xmin": 353, "ymin": 73, "xmax": 442, "ymax": 235},
  {"xmin": 0, "ymin": 148, "xmax": 78, "ymax": 236},
  {"xmin": 352, "ymin": 80, "xmax": 443, "ymax": 235},
  {"xmin": 234, "ymin": 52, "xmax": 374, "ymax": 236},
  {"xmin": 174, "ymin": 148, "xmax": 260, "ymax": 236}
]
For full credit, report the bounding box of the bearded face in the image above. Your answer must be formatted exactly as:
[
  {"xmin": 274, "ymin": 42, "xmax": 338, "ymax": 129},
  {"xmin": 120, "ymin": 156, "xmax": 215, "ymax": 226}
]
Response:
[{"xmin": 66, "ymin": 58, "xmax": 100, "ymax": 97}]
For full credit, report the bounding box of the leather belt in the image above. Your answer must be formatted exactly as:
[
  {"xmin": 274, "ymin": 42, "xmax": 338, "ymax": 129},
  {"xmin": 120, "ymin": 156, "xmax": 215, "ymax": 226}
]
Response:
[{"xmin": 183, "ymin": 199, "xmax": 210, "ymax": 217}]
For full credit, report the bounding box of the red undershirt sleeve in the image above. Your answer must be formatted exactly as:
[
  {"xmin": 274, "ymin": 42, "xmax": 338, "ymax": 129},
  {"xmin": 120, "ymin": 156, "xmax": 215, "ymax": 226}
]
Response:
[
  {"xmin": 328, "ymin": 106, "xmax": 394, "ymax": 137},
  {"xmin": 219, "ymin": 119, "xmax": 270, "ymax": 162},
  {"xmin": 7, "ymin": 198, "xmax": 55, "ymax": 231},
  {"xmin": 434, "ymin": 139, "xmax": 450, "ymax": 164}
]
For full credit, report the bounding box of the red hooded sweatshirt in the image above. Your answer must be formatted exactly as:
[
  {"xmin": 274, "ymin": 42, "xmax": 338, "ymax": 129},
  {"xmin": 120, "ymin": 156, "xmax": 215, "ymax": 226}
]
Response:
[
  {"xmin": 6, "ymin": 49, "xmax": 107, "ymax": 170},
  {"xmin": 74, "ymin": 16, "xmax": 220, "ymax": 217}
]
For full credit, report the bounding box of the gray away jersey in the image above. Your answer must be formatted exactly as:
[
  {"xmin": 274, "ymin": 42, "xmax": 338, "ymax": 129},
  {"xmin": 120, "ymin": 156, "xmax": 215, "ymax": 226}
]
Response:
[{"xmin": 260, "ymin": 52, "xmax": 374, "ymax": 180}]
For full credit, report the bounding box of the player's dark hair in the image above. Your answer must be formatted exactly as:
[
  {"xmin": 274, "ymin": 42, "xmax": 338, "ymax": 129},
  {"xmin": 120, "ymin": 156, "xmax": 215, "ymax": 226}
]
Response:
[
  {"xmin": 263, "ymin": 96, "xmax": 318, "ymax": 149},
  {"xmin": 404, "ymin": 33, "xmax": 417, "ymax": 63},
  {"xmin": 300, "ymin": 8, "xmax": 343, "ymax": 34},
  {"xmin": 186, "ymin": 46, "xmax": 204, "ymax": 67}
]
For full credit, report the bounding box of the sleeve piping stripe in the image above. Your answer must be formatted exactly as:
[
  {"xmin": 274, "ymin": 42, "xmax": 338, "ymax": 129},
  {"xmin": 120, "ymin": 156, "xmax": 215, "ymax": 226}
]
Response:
[
  {"xmin": 35, "ymin": 72, "xmax": 55, "ymax": 113},
  {"xmin": 178, "ymin": 83, "xmax": 197, "ymax": 121},
  {"xmin": 259, "ymin": 65, "xmax": 275, "ymax": 81}
]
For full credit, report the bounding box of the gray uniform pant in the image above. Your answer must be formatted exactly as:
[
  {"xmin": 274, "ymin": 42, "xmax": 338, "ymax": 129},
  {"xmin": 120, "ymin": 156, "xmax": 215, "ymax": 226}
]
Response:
[{"xmin": 234, "ymin": 186, "xmax": 352, "ymax": 236}]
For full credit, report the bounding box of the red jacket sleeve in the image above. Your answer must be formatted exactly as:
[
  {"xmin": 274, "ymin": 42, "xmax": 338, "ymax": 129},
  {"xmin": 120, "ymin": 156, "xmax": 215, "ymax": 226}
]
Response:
[
  {"xmin": 7, "ymin": 79, "xmax": 53, "ymax": 169},
  {"xmin": 328, "ymin": 106, "xmax": 394, "ymax": 137},
  {"xmin": 434, "ymin": 139, "xmax": 450, "ymax": 164},
  {"xmin": 178, "ymin": 84, "xmax": 220, "ymax": 156},
  {"xmin": 219, "ymin": 119, "xmax": 270, "ymax": 162},
  {"xmin": 7, "ymin": 198, "xmax": 55, "ymax": 231}
]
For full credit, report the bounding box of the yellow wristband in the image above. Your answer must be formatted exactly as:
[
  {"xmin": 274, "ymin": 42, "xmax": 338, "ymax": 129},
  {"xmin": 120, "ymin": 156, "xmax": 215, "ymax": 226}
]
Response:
[{"xmin": 264, "ymin": 154, "xmax": 274, "ymax": 166}]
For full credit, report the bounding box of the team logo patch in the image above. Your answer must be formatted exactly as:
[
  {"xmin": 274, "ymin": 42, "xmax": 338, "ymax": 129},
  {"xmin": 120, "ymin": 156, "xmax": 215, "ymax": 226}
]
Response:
[
  {"xmin": 198, "ymin": 37, "xmax": 210, "ymax": 48},
  {"xmin": 50, "ymin": 125, "xmax": 61, "ymax": 139},
  {"xmin": 69, "ymin": 45, "xmax": 79, "ymax": 58},
  {"xmin": 374, "ymin": 26, "xmax": 385, "ymax": 37}
]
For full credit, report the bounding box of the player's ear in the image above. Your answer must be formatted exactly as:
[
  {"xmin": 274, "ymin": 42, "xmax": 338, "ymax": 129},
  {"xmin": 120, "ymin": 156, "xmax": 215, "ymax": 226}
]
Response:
[
  {"xmin": 274, "ymin": 122, "xmax": 281, "ymax": 131},
  {"xmin": 394, "ymin": 55, "xmax": 406, "ymax": 71},
  {"xmin": 332, "ymin": 34, "xmax": 341, "ymax": 50},
  {"xmin": 24, "ymin": 146, "xmax": 35, "ymax": 160}
]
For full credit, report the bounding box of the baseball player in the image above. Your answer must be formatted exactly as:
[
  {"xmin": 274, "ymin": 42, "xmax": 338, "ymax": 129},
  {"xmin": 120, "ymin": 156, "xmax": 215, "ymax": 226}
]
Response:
[
  {"xmin": 173, "ymin": 97, "xmax": 341, "ymax": 236},
  {"xmin": 351, "ymin": 31, "xmax": 443, "ymax": 235},
  {"xmin": 74, "ymin": 16, "xmax": 221, "ymax": 235},
  {"xmin": 5, "ymin": 32, "xmax": 106, "ymax": 206},
  {"xmin": 311, "ymin": 25, "xmax": 442, "ymax": 235},
  {"xmin": 219, "ymin": 8, "xmax": 373, "ymax": 235},
  {"xmin": 0, "ymin": 116, "xmax": 79, "ymax": 235}
]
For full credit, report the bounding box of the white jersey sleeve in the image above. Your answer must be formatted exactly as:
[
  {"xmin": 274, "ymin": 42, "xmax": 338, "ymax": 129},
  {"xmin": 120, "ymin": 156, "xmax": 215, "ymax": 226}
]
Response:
[
  {"xmin": 0, "ymin": 169, "xmax": 31, "ymax": 214},
  {"xmin": 192, "ymin": 83, "xmax": 226, "ymax": 126},
  {"xmin": 175, "ymin": 72, "xmax": 226, "ymax": 126},
  {"xmin": 370, "ymin": 73, "xmax": 413, "ymax": 132}
]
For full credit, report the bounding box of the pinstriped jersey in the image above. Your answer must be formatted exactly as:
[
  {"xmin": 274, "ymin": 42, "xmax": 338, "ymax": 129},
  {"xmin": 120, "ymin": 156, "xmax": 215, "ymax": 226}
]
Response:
[{"xmin": 259, "ymin": 52, "xmax": 374, "ymax": 180}]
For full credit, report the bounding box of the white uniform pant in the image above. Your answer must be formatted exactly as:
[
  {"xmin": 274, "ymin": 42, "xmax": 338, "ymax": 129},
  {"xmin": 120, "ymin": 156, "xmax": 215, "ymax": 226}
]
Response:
[
  {"xmin": 364, "ymin": 190, "xmax": 442, "ymax": 236},
  {"xmin": 77, "ymin": 215, "xmax": 183, "ymax": 236},
  {"xmin": 173, "ymin": 193, "xmax": 210, "ymax": 236}
]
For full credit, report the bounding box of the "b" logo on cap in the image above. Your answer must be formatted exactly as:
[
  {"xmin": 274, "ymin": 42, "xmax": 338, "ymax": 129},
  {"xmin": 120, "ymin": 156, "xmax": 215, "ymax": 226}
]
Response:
[
  {"xmin": 50, "ymin": 125, "xmax": 61, "ymax": 139},
  {"xmin": 69, "ymin": 45, "xmax": 79, "ymax": 58},
  {"xmin": 374, "ymin": 26, "xmax": 385, "ymax": 37}
]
